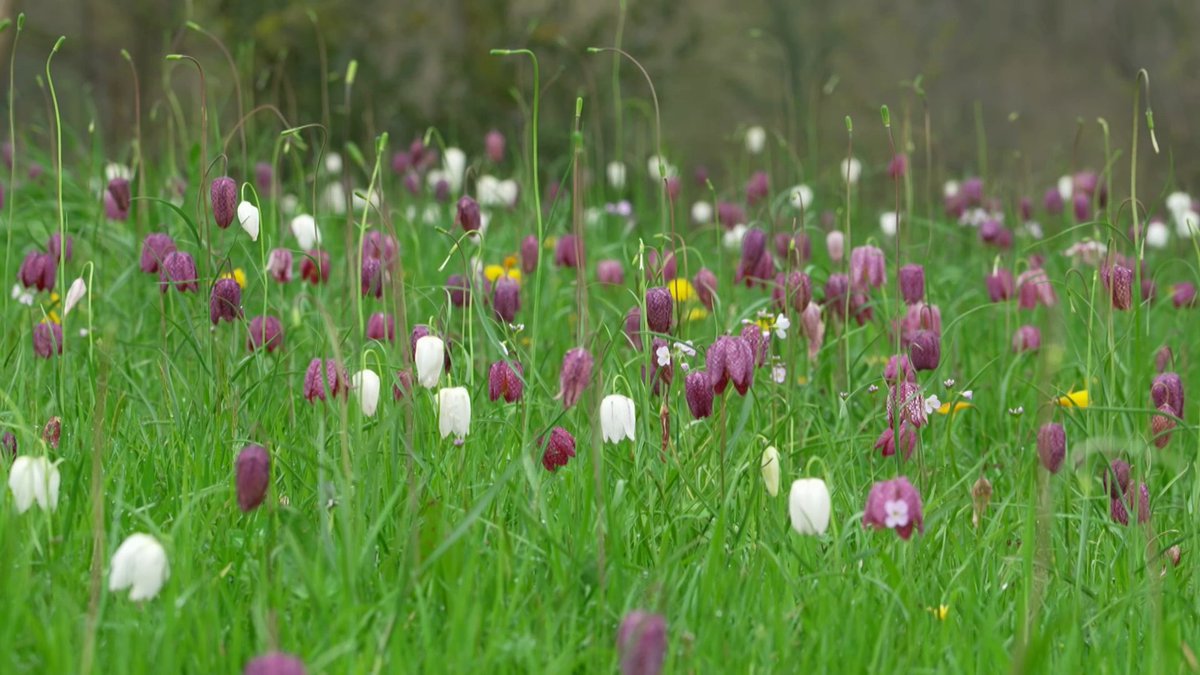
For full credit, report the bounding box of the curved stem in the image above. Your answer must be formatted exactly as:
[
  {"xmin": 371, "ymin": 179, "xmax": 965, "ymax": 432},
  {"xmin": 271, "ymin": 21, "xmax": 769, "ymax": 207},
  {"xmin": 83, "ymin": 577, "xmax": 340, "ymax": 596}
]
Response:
[
  {"xmin": 4, "ymin": 14, "xmax": 20, "ymax": 317},
  {"xmin": 187, "ymin": 22, "xmax": 247, "ymax": 173},
  {"xmin": 46, "ymin": 36, "xmax": 66, "ymax": 391},
  {"xmin": 120, "ymin": 49, "xmax": 146, "ymax": 236}
]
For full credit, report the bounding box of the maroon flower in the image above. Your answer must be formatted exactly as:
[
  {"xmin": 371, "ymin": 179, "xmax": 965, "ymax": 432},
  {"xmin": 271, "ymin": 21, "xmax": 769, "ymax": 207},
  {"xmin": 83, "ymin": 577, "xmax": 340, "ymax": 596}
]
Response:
[
  {"xmin": 772, "ymin": 271, "xmax": 812, "ymax": 314},
  {"xmin": 268, "ymin": 249, "xmax": 294, "ymax": 283},
  {"xmin": 685, "ymin": 370, "xmax": 713, "ymax": 419},
  {"xmin": 1044, "ymin": 187, "xmax": 1064, "ymax": 214},
  {"xmin": 849, "ymin": 246, "xmax": 886, "ymax": 291},
  {"xmin": 726, "ymin": 337, "xmax": 754, "ymax": 396},
  {"xmin": 1017, "ymin": 269, "xmax": 1056, "ymax": 309},
  {"xmin": 1037, "ymin": 423, "xmax": 1066, "ymax": 473},
  {"xmin": 488, "ymin": 360, "xmax": 524, "ymax": 403},
  {"xmin": 106, "ymin": 178, "xmax": 132, "ymax": 220},
  {"xmin": 898, "ymin": 264, "xmax": 924, "ymax": 305},
  {"xmin": 456, "ymin": 196, "xmax": 481, "ymax": 233},
  {"xmin": 485, "ymin": 129, "xmax": 506, "ymax": 163},
  {"xmin": 554, "ymin": 234, "xmax": 582, "ymax": 268},
  {"xmin": 521, "ymin": 235, "xmax": 539, "ymax": 273},
  {"xmin": 1019, "ymin": 197, "xmax": 1033, "ymax": 221},
  {"xmin": 211, "ymin": 176, "xmax": 237, "ymax": 229},
  {"xmin": 33, "ymin": 322, "xmax": 63, "ymax": 359},
  {"xmin": 874, "ymin": 420, "xmax": 918, "ymax": 460},
  {"xmin": 362, "ymin": 231, "xmax": 399, "ymax": 270},
  {"xmin": 246, "ymin": 316, "xmax": 284, "ymax": 353},
  {"xmin": 1110, "ymin": 482, "xmax": 1151, "ymax": 526},
  {"xmin": 693, "ymin": 268, "xmax": 717, "ymax": 310},
  {"xmin": 392, "ymin": 369, "xmax": 414, "ymax": 400},
  {"xmin": 139, "ymin": 234, "xmax": 176, "ymax": 274},
  {"xmin": 739, "ymin": 323, "xmax": 767, "ymax": 368},
  {"xmin": 863, "ymin": 476, "xmax": 925, "ymax": 539},
  {"xmin": 303, "ymin": 358, "xmax": 347, "ymax": 402},
  {"xmin": 717, "ymin": 201, "xmax": 745, "ymax": 230},
  {"xmin": 366, "ymin": 313, "xmax": 395, "ymax": 342},
  {"xmin": 1173, "ymin": 282, "xmax": 1197, "ymax": 309},
  {"xmin": 19, "ymin": 251, "xmax": 56, "ymax": 291},
  {"xmin": 624, "ymin": 307, "xmax": 643, "ymax": 350},
  {"xmin": 908, "ymin": 330, "xmax": 940, "ymax": 371},
  {"xmin": 1155, "ymin": 346, "xmax": 1173, "ymax": 373},
  {"xmin": 42, "ymin": 417, "xmax": 61, "ymax": 449},
  {"xmin": 985, "ymin": 269, "xmax": 1014, "ymax": 302},
  {"xmin": 888, "ymin": 154, "xmax": 908, "ymax": 179},
  {"xmin": 1151, "ymin": 372, "xmax": 1184, "ymax": 420},
  {"xmin": 739, "ymin": 228, "xmax": 767, "ymax": 273},
  {"xmin": 159, "ymin": 251, "xmax": 199, "ymax": 294},
  {"xmin": 887, "ymin": 380, "xmax": 928, "ymax": 428},
  {"xmin": 209, "ymin": 278, "xmax": 243, "ymax": 325},
  {"xmin": 361, "ymin": 257, "xmax": 384, "ymax": 298},
  {"xmin": 617, "ymin": 611, "xmax": 667, "ymax": 675},
  {"xmin": 244, "ymin": 651, "xmax": 307, "ymax": 675},
  {"xmin": 254, "ymin": 162, "xmax": 274, "ymax": 194},
  {"xmin": 301, "ymin": 250, "xmax": 331, "ymax": 285},
  {"xmin": 1151, "ymin": 404, "xmax": 1176, "ymax": 449},
  {"xmin": 492, "ymin": 277, "xmax": 521, "ymax": 323},
  {"xmin": 48, "ymin": 233, "xmax": 73, "ymax": 263},
  {"xmin": 597, "ymin": 259, "xmax": 625, "ymax": 285},
  {"xmin": 645, "ymin": 287, "xmax": 673, "ymax": 334},
  {"xmin": 745, "ymin": 171, "xmax": 769, "ymax": 205},
  {"xmin": 1012, "ymin": 325, "xmax": 1041, "ymax": 353},
  {"xmin": 705, "ymin": 336, "xmax": 735, "ymax": 395},
  {"xmin": 558, "ymin": 347, "xmax": 594, "ymax": 409},
  {"xmin": 447, "ymin": 274, "xmax": 471, "ymax": 307},
  {"xmin": 540, "ymin": 426, "xmax": 577, "ymax": 472},
  {"xmin": 1103, "ymin": 263, "xmax": 1133, "ymax": 311},
  {"xmin": 961, "ymin": 177, "xmax": 984, "ymax": 206},
  {"xmin": 235, "ymin": 444, "xmax": 270, "ymax": 512},
  {"xmin": 1073, "ymin": 193, "xmax": 1092, "ymax": 221},
  {"xmin": 883, "ymin": 354, "xmax": 915, "ymax": 384},
  {"xmin": 1104, "ymin": 459, "xmax": 1132, "ymax": 500},
  {"xmin": 644, "ymin": 249, "xmax": 677, "ymax": 282}
]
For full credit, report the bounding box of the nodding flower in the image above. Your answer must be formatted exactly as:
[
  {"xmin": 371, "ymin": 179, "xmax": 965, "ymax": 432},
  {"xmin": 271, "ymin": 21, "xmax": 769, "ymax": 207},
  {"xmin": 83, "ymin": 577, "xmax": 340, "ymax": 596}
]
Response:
[
  {"xmin": 883, "ymin": 354, "xmax": 916, "ymax": 384},
  {"xmin": 739, "ymin": 323, "xmax": 768, "ymax": 368},
  {"xmin": 1155, "ymin": 346, "xmax": 1174, "ymax": 373},
  {"xmin": 235, "ymin": 444, "xmax": 270, "ymax": 512},
  {"xmin": 488, "ymin": 360, "xmax": 524, "ymax": 403},
  {"xmin": 140, "ymin": 233, "xmax": 177, "ymax": 274},
  {"xmin": 849, "ymin": 246, "xmax": 886, "ymax": 291},
  {"xmin": 105, "ymin": 178, "xmax": 132, "ymax": 220},
  {"xmin": 826, "ymin": 230, "xmax": 845, "ymax": 263},
  {"xmin": 254, "ymin": 162, "xmax": 273, "ymax": 194},
  {"xmin": 301, "ymin": 250, "xmax": 331, "ymax": 285},
  {"xmin": 209, "ymin": 278, "xmax": 243, "ymax": 325},
  {"xmin": 800, "ymin": 302, "xmax": 824, "ymax": 361},
  {"xmin": 159, "ymin": 251, "xmax": 199, "ymax": 294},
  {"xmin": 597, "ymin": 259, "xmax": 625, "ymax": 286},
  {"xmin": 775, "ymin": 232, "xmax": 812, "ymax": 265},
  {"xmin": 717, "ymin": 201, "xmax": 746, "ymax": 230},
  {"xmin": 1012, "ymin": 325, "xmax": 1041, "ymax": 353},
  {"xmin": 362, "ymin": 231, "xmax": 399, "ymax": 270},
  {"xmin": 773, "ymin": 271, "xmax": 812, "ymax": 314},
  {"xmin": 1172, "ymin": 282, "xmax": 1197, "ymax": 309},
  {"xmin": 268, "ymin": 249, "xmax": 294, "ymax": 283},
  {"xmin": 540, "ymin": 426, "xmax": 577, "ymax": 472},
  {"xmin": 211, "ymin": 176, "xmax": 237, "ymax": 229},
  {"xmin": 414, "ymin": 336, "xmax": 446, "ymax": 389},
  {"xmin": 1102, "ymin": 262, "xmax": 1133, "ymax": 311},
  {"xmin": 617, "ymin": 611, "xmax": 667, "ymax": 675},
  {"xmin": 624, "ymin": 307, "xmax": 643, "ymax": 350},
  {"xmin": 888, "ymin": 153, "xmax": 908, "ymax": 179},
  {"xmin": 685, "ymin": 370, "xmax": 713, "ymax": 419},
  {"xmin": 736, "ymin": 228, "xmax": 774, "ymax": 288},
  {"xmin": 726, "ymin": 336, "xmax": 754, "ymax": 395},
  {"xmin": 446, "ymin": 274, "xmax": 472, "ymax": 307},
  {"xmin": 521, "ymin": 235, "xmax": 539, "ymax": 273},
  {"xmin": 554, "ymin": 234, "xmax": 582, "ymax": 269},
  {"xmin": 985, "ymin": 269, "xmax": 1014, "ymax": 302},
  {"xmin": 244, "ymin": 652, "xmax": 307, "ymax": 675},
  {"xmin": 1151, "ymin": 404, "xmax": 1177, "ymax": 449},
  {"xmin": 887, "ymin": 380, "xmax": 928, "ymax": 428},
  {"xmin": 392, "ymin": 369, "xmax": 414, "ymax": 401},
  {"xmin": 863, "ymin": 476, "xmax": 925, "ymax": 540},
  {"xmin": 1016, "ymin": 268, "xmax": 1057, "ymax": 309},
  {"xmin": 485, "ymin": 129, "xmax": 506, "ymax": 163},
  {"xmin": 899, "ymin": 265, "xmax": 925, "ymax": 305},
  {"xmin": 645, "ymin": 287, "xmax": 673, "ymax": 334},
  {"xmin": 303, "ymin": 358, "xmax": 347, "ymax": 402},
  {"xmin": 1043, "ymin": 186, "xmax": 1064, "ymax": 215},
  {"xmin": 1110, "ymin": 480, "xmax": 1151, "ymax": 526},
  {"xmin": 366, "ymin": 313, "xmax": 396, "ymax": 342},
  {"xmin": 909, "ymin": 329, "xmax": 940, "ymax": 371},
  {"xmin": 361, "ymin": 257, "xmax": 384, "ymax": 298},
  {"xmin": 492, "ymin": 276, "xmax": 521, "ymax": 323},
  {"xmin": 246, "ymin": 316, "xmax": 284, "ymax": 353},
  {"xmin": 693, "ymin": 268, "xmax": 717, "ymax": 310},
  {"xmin": 1073, "ymin": 193, "xmax": 1092, "ymax": 221},
  {"xmin": 644, "ymin": 248, "xmax": 677, "ymax": 282},
  {"xmin": 745, "ymin": 170, "xmax": 770, "ymax": 205},
  {"xmin": 33, "ymin": 322, "xmax": 63, "ymax": 358},
  {"xmin": 48, "ymin": 233, "xmax": 73, "ymax": 263},
  {"xmin": 557, "ymin": 347, "xmax": 594, "ymax": 409},
  {"xmin": 456, "ymin": 195, "xmax": 481, "ymax": 233},
  {"xmin": 1037, "ymin": 423, "xmax": 1066, "ymax": 473},
  {"xmin": 19, "ymin": 251, "xmax": 56, "ymax": 291},
  {"xmin": 1151, "ymin": 372, "xmax": 1184, "ymax": 420},
  {"xmin": 874, "ymin": 420, "xmax": 918, "ymax": 460}
]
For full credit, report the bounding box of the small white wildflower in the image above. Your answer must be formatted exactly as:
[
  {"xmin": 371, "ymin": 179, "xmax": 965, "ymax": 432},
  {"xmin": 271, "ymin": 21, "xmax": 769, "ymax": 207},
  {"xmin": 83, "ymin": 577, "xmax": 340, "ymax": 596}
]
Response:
[
  {"xmin": 674, "ymin": 341, "xmax": 697, "ymax": 358},
  {"xmin": 924, "ymin": 395, "xmax": 942, "ymax": 416},
  {"xmin": 655, "ymin": 345, "xmax": 671, "ymax": 367},
  {"xmin": 962, "ymin": 390, "xmax": 973, "ymax": 400},
  {"xmin": 1008, "ymin": 406, "xmax": 1024, "ymax": 416},
  {"xmin": 773, "ymin": 314, "xmax": 791, "ymax": 339},
  {"xmin": 691, "ymin": 200, "xmax": 713, "ymax": 224},
  {"xmin": 745, "ymin": 126, "xmax": 767, "ymax": 154},
  {"xmin": 943, "ymin": 378, "xmax": 956, "ymax": 388},
  {"xmin": 879, "ymin": 211, "xmax": 898, "ymax": 237},
  {"xmin": 771, "ymin": 364, "xmax": 787, "ymax": 384}
]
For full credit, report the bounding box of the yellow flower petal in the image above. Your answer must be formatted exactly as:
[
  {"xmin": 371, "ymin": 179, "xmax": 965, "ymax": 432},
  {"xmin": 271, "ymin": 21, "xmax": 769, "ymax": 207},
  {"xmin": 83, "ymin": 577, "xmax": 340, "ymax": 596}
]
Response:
[
  {"xmin": 544, "ymin": 236, "xmax": 558, "ymax": 250},
  {"xmin": 483, "ymin": 264, "xmax": 505, "ymax": 284},
  {"xmin": 1057, "ymin": 390, "xmax": 1090, "ymax": 408},
  {"xmin": 937, "ymin": 401, "xmax": 973, "ymax": 415},
  {"xmin": 220, "ymin": 268, "xmax": 248, "ymax": 289},
  {"xmin": 927, "ymin": 604, "xmax": 950, "ymax": 620},
  {"xmin": 668, "ymin": 278, "xmax": 695, "ymax": 303},
  {"xmin": 686, "ymin": 307, "xmax": 709, "ymax": 322},
  {"xmin": 503, "ymin": 255, "xmax": 518, "ymax": 270},
  {"xmin": 506, "ymin": 268, "xmax": 522, "ymax": 284},
  {"xmin": 44, "ymin": 311, "xmax": 61, "ymax": 325}
]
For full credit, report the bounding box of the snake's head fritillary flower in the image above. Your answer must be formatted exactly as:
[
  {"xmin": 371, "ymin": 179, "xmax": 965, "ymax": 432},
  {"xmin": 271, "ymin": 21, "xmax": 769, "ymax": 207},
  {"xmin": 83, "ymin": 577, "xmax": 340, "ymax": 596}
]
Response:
[
  {"xmin": 540, "ymin": 426, "xmax": 577, "ymax": 472},
  {"xmin": 1012, "ymin": 325, "xmax": 1041, "ymax": 353},
  {"xmin": 597, "ymin": 259, "xmax": 625, "ymax": 286},
  {"xmin": 211, "ymin": 176, "xmax": 237, "ymax": 229},
  {"xmin": 826, "ymin": 230, "xmax": 845, "ymax": 263},
  {"xmin": 986, "ymin": 269, "xmax": 1014, "ymax": 302},
  {"xmin": 520, "ymin": 235, "xmax": 539, "ymax": 273},
  {"xmin": 267, "ymin": 249, "xmax": 293, "ymax": 283},
  {"xmin": 106, "ymin": 178, "xmax": 132, "ymax": 220},
  {"xmin": 1151, "ymin": 372, "xmax": 1184, "ymax": 420},
  {"xmin": 1151, "ymin": 405, "xmax": 1176, "ymax": 449},
  {"xmin": 446, "ymin": 274, "xmax": 472, "ymax": 308},
  {"xmin": 139, "ymin": 234, "xmax": 176, "ymax": 274},
  {"xmin": 1102, "ymin": 263, "xmax": 1133, "ymax": 311},
  {"xmin": 888, "ymin": 153, "xmax": 908, "ymax": 179},
  {"xmin": 617, "ymin": 611, "xmax": 667, "ymax": 675},
  {"xmin": 1155, "ymin": 346, "xmax": 1173, "ymax": 373},
  {"xmin": 554, "ymin": 234, "xmax": 582, "ymax": 269},
  {"xmin": 849, "ymin": 245, "xmax": 886, "ymax": 291},
  {"xmin": 456, "ymin": 195, "xmax": 481, "ymax": 233},
  {"xmin": 391, "ymin": 369, "xmax": 414, "ymax": 401},
  {"xmin": 290, "ymin": 214, "xmax": 321, "ymax": 250},
  {"xmin": 684, "ymin": 370, "xmax": 713, "ymax": 419},
  {"xmin": 488, "ymin": 360, "xmax": 524, "ymax": 403},
  {"xmin": 159, "ymin": 251, "xmax": 199, "ymax": 294},
  {"xmin": 300, "ymin": 250, "xmax": 331, "ymax": 285},
  {"xmin": 841, "ymin": 157, "xmax": 862, "ymax": 185},
  {"xmin": 48, "ymin": 233, "xmax": 72, "ymax": 263},
  {"xmin": 883, "ymin": 354, "xmax": 915, "ymax": 384},
  {"xmin": 108, "ymin": 533, "xmax": 169, "ymax": 601},
  {"xmin": 1016, "ymin": 269, "xmax": 1056, "ymax": 309},
  {"xmin": 745, "ymin": 170, "xmax": 769, "ymax": 205},
  {"xmin": 739, "ymin": 322, "xmax": 767, "ymax": 368},
  {"xmin": 717, "ymin": 201, "xmax": 745, "ymax": 230},
  {"xmin": 33, "ymin": 322, "xmax": 63, "ymax": 358},
  {"xmin": 19, "ymin": 251, "xmax": 55, "ymax": 291},
  {"xmin": 1110, "ymin": 481, "xmax": 1151, "ymax": 526},
  {"xmin": 887, "ymin": 380, "xmax": 928, "ymax": 428},
  {"xmin": 253, "ymin": 162, "xmax": 274, "ymax": 194},
  {"xmin": 42, "ymin": 417, "xmax": 61, "ymax": 449},
  {"xmin": 772, "ymin": 271, "xmax": 812, "ymax": 314},
  {"xmin": 1172, "ymin": 282, "xmax": 1197, "ymax": 308},
  {"xmin": 351, "ymin": 369, "xmax": 382, "ymax": 417},
  {"xmin": 361, "ymin": 258, "xmax": 384, "ymax": 298},
  {"xmin": 726, "ymin": 336, "xmax": 754, "ymax": 396},
  {"xmin": 209, "ymin": 278, "xmax": 243, "ymax": 325},
  {"xmin": 644, "ymin": 248, "xmax": 677, "ymax": 282},
  {"xmin": 235, "ymin": 444, "xmax": 270, "ymax": 512},
  {"xmin": 606, "ymin": 161, "xmax": 627, "ymax": 190},
  {"xmin": 909, "ymin": 330, "xmax": 940, "ymax": 371},
  {"xmin": 414, "ymin": 336, "xmax": 446, "ymax": 389},
  {"xmin": 693, "ymin": 268, "xmax": 717, "ymax": 310},
  {"xmin": 874, "ymin": 420, "xmax": 918, "ymax": 460},
  {"xmin": 244, "ymin": 652, "xmax": 307, "ymax": 675},
  {"xmin": 362, "ymin": 231, "xmax": 399, "ymax": 270},
  {"xmin": 645, "ymin": 287, "xmax": 673, "ymax": 334},
  {"xmin": 600, "ymin": 394, "xmax": 637, "ymax": 444},
  {"xmin": 1043, "ymin": 186, "xmax": 1064, "ymax": 214},
  {"xmin": 761, "ymin": 446, "xmax": 781, "ymax": 497},
  {"xmin": 1073, "ymin": 193, "xmax": 1092, "ymax": 221},
  {"xmin": 366, "ymin": 313, "xmax": 396, "ymax": 342},
  {"xmin": 1, "ymin": 431, "xmax": 15, "ymax": 457},
  {"xmin": 1037, "ymin": 423, "xmax": 1066, "ymax": 473},
  {"xmin": 485, "ymin": 129, "xmax": 506, "ymax": 164},
  {"xmin": 303, "ymin": 358, "xmax": 347, "ymax": 403},
  {"xmin": 7, "ymin": 455, "xmax": 60, "ymax": 512},
  {"xmin": 788, "ymin": 478, "xmax": 832, "ymax": 535},
  {"xmin": 437, "ymin": 387, "xmax": 472, "ymax": 439},
  {"xmin": 899, "ymin": 264, "xmax": 925, "ymax": 305},
  {"xmin": 961, "ymin": 177, "xmax": 984, "ymax": 206},
  {"xmin": 558, "ymin": 347, "xmax": 594, "ymax": 409},
  {"xmin": 246, "ymin": 316, "xmax": 284, "ymax": 353},
  {"xmin": 492, "ymin": 276, "xmax": 521, "ymax": 323},
  {"xmin": 863, "ymin": 476, "xmax": 924, "ymax": 539},
  {"xmin": 623, "ymin": 306, "xmax": 643, "ymax": 350}
]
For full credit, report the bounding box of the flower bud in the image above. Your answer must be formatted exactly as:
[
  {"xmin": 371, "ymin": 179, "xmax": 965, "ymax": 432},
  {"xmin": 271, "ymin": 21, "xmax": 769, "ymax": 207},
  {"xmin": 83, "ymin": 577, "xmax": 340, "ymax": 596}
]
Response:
[
  {"xmin": 788, "ymin": 478, "xmax": 832, "ymax": 535},
  {"xmin": 761, "ymin": 446, "xmax": 781, "ymax": 497}
]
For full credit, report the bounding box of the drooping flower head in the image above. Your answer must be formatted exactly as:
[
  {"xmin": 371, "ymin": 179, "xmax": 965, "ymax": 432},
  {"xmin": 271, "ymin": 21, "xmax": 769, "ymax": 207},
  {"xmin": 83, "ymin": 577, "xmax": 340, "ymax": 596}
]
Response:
[
  {"xmin": 863, "ymin": 476, "xmax": 925, "ymax": 539},
  {"xmin": 597, "ymin": 259, "xmax": 625, "ymax": 285},
  {"xmin": 540, "ymin": 426, "xmax": 577, "ymax": 472},
  {"xmin": 617, "ymin": 611, "xmax": 667, "ymax": 675},
  {"xmin": 303, "ymin": 358, "xmax": 347, "ymax": 402},
  {"xmin": 367, "ymin": 313, "xmax": 396, "ymax": 342},
  {"xmin": 33, "ymin": 322, "xmax": 63, "ymax": 358},
  {"xmin": 1151, "ymin": 372, "xmax": 1185, "ymax": 420},
  {"xmin": 849, "ymin": 245, "xmax": 886, "ymax": 291},
  {"xmin": 693, "ymin": 268, "xmax": 717, "ymax": 310},
  {"xmin": 558, "ymin": 347, "xmax": 594, "ymax": 409},
  {"xmin": 645, "ymin": 287, "xmax": 673, "ymax": 334},
  {"xmin": 521, "ymin": 235, "xmax": 539, "ymax": 273},
  {"xmin": 209, "ymin": 278, "xmax": 243, "ymax": 325},
  {"xmin": 456, "ymin": 195, "xmax": 481, "ymax": 233},
  {"xmin": 492, "ymin": 276, "xmax": 521, "ymax": 323},
  {"xmin": 899, "ymin": 264, "xmax": 925, "ymax": 305},
  {"xmin": 986, "ymin": 269, "xmax": 1014, "ymax": 302},
  {"xmin": 554, "ymin": 234, "xmax": 582, "ymax": 269},
  {"xmin": 211, "ymin": 176, "xmax": 237, "ymax": 229},
  {"xmin": 1037, "ymin": 423, "xmax": 1066, "ymax": 473},
  {"xmin": 244, "ymin": 652, "xmax": 307, "ymax": 675},
  {"xmin": 246, "ymin": 316, "xmax": 284, "ymax": 353},
  {"xmin": 488, "ymin": 360, "xmax": 524, "ymax": 403},
  {"xmin": 300, "ymin": 250, "xmax": 331, "ymax": 285},
  {"xmin": 235, "ymin": 444, "xmax": 270, "ymax": 512},
  {"xmin": 1012, "ymin": 325, "xmax": 1041, "ymax": 353},
  {"xmin": 362, "ymin": 231, "xmax": 399, "ymax": 270},
  {"xmin": 267, "ymin": 249, "xmax": 293, "ymax": 283},
  {"xmin": 685, "ymin": 370, "xmax": 713, "ymax": 419},
  {"xmin": 159, "ymin": 251, "xmax": 199, "ymax": 294}
]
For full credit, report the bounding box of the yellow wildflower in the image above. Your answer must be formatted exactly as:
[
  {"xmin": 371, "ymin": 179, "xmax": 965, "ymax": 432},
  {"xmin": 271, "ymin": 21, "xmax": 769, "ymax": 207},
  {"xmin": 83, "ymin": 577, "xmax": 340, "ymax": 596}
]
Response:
[
  {"xmin": 544, "ymin": 235, "xmax": 558, "ymax": 250},
  {"xmin": 668, "ymin": 278, "xmax": 695, "ymax": 303},
  {"xmin": 484, "ymin": 264, "xmax": 521, "ymax": 285},
  {"xmin": 928, "ymin": 604, "xmax": 950, "ymax": 621},
  {"xmin": 937, "ymin": 401, "xmax": 973, "ymax": 415},
  {"xmin": 796, "ymin": 375, "xmax": 809, "ymax": 386},
  {"xmin": 1057, "ymin": 390, "xmax": 1089, "ymax": 408},
  {"xmin": 686, "ymin": 307, "xmax": 709, "ymax": 322},
  {"xmin": 220, "ymin": 268, "xmax": 247, "ymax": 289},
  {"xmin": 502, "ymin": 255, "xmax": 519, "ymax": 270},
  {"xmin": 42, "ymin": 311, "xmax": 60, "ymax": 325}
]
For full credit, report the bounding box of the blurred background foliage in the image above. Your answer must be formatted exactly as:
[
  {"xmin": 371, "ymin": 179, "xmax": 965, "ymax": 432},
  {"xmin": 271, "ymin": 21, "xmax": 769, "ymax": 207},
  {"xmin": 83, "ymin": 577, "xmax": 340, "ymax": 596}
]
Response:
[{"xmin": 4, "ymin": 0, "xmax": 1200, "ymax": 190}]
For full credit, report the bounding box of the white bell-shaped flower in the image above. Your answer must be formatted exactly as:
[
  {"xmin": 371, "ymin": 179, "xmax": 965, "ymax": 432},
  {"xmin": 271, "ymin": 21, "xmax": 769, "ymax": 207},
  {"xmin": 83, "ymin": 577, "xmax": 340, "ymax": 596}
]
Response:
[
  {"xmin": 109, "ymin": 533, "xmax": 170, "ymax": 601},
  {"xmin": 761, "ymin": 447, "xmax": 781, "ymax": 497},
  {"xmin": 352, "ymin": 369, "xmax": 381, "ymax": 417},
  {"xmin": 290, "ymin": 214, "xmax": 321, "ymax": 250},
  {"xmin": 840, "ymin": 157, "xmax": 862, "ymax": 185},
  {"xmin": 788, "ymin": 478, "xmax": 831, "ymax": 535},
  {"xmin": 1145, "ymin": 221, "xmax": 1170, "ymax": 249},
  {"xmin": 442, "ymin": 147, "xmax": 467, "ymax": 193},
  {"xmin": 691, "ymin": 201, "xmax": 713, "ymax": 224},
  {"xmin": 745, "ymin": 126, "xmax": 767, "ymax": 154},
  {"xmin": 880, "ymin": 211, "xmax": 898, "ymax": 237},
  {"xmin": 600, "ymin": 395, "xmax": 636, "ymax": 444},
  {"xmin": 237, "ymin": 201, "xmax": 260, "ymax": 241},
  {"xmin": 607, "ymin": 161, "xmax": 627, "ymax": 190},
  {"xmin": 437, "ymin": 387, "xmax": 472, "ymax": 439},
  {"xmin": 414, "ymin": 336, "xmax": 445, "ymax": 389},
  {"xmin": 63, "ymin": 277, "xmax": 87, "ymax": 316},
  {"xmin": 7, "ymin": 455, "xmax": 60, "ymax": 513},
  {"xmin": 788, "ymin": 184, "xmax": 813, "ymax": 211}
]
